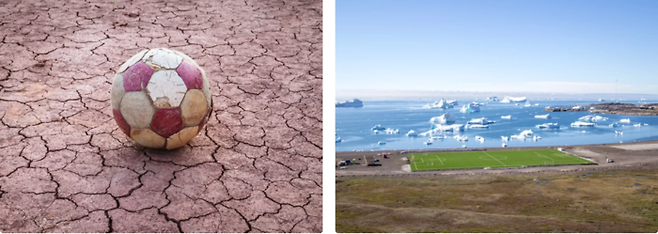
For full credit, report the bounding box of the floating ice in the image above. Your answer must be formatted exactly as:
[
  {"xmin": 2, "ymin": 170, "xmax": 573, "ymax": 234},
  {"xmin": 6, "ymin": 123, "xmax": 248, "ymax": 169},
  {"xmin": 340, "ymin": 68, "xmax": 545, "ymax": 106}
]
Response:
[
  {"xmin": 336, "ymin": 98, "xmax": 363, "ymax": 107},
  {"xmin": 467, "ymin": 117, "xmax": 495, "ymax": 125},
  {"xmin": 429, "ymin": 113, "xmax": 456, "ymax": 125}
]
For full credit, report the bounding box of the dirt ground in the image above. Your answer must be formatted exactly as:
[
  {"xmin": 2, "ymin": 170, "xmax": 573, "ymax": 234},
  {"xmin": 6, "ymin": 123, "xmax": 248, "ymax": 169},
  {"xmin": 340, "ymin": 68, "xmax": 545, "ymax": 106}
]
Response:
[
  {"xmin": 0, "ymin": 0, "xmax": 321, "ymax": 232},
  {"xmin": 336, "ymin": 140, "xmax": 658, "ymax": 177}
]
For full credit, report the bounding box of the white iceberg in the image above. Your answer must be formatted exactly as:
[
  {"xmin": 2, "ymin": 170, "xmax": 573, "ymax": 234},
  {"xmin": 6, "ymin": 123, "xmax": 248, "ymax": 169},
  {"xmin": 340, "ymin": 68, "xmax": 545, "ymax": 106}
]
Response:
[
  {"xmin": 377, "ymin": 141, "xmax": 386, "ymax": 145},
  {"xmin": 384, "ymin": 128, "xmax": 399, "ymax": 134},
  {"xmin": 335, "ymin": 98, "xmax": 363, "ymax": 107},
  {"xmin": 460, "ymin": 103, "xmax": 481, "ymax": 113},
  {"xmin": 501, "ymin": 136, "xmax": 509, "ymax": 141},
  {"xmin": 620, "ymin": 118, "xmax": 631, "ymax": 123},
  {"xmin": 467, "ymin": 117, "xmax": 495, "ymax": 125},
  {"xmin": 422, "ymin": 98, "xmax": 453, "ymax": 109},
  {"xmin": 475, "ymin": 136, "xmax": 484, "ymax": 142},
  {"xmin": 446, "ymin": 100, "xmax": 459, "ymax": 106},
  {"xmin": 501, "ymin": 115, "xmax": 512, "ymax": 119},
  {"xmin": 578, "ymin": 115, "xmax": 608, "ymax": 122},
  {"xmin": 453, "ymin": 135, "xmax": 468, "ymax": 142},
  {"xmin": 535, "ymin": 114, "xmax": 551, "ymax": 119},
  {"xmin": 467, "ymin": 124, "xmax": 489, "ymax": 129},
  {"xmin": 420, "ymin": 124, "xmax": 465, "ymax": 136},
  {"xmin": 406, "ymin": 130, "xmax": 418, "ymax": 137},
  {"xmin": 429, "ymin": 113, "xmax": 456, "ymax": 125},
  {"xmin": 486, "ymin": 96, "xmax": 499, "ymax": 102},
  {"xmin": 571, "ymin": 121, "xmax": 595, "ymax": 127},
  {"xmin": 500, "ymin": 96, "xmax": 527, "ymax": 103},
  {"xmin": 536, "ymin": 123, "xmax": 559, "ymax": 129},
  {"xmin": 371, "ymin": 125, "xmax": 386, "ymax": 131},
  {"xmin": 609, "ymin": 122, "xmax": 620, "ymax": 127}
]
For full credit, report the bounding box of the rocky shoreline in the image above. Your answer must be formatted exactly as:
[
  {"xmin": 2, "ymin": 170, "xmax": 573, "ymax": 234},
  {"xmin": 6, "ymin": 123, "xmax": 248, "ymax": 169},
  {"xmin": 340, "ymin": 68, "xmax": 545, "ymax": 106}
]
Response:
[{"xmin": 545, "ymin": 102, "xmax": 658, "ymax": 116}]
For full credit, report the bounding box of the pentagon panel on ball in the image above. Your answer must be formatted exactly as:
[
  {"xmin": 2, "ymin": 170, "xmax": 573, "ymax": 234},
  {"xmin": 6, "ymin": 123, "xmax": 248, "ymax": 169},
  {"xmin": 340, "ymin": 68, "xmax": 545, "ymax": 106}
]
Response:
[{"xmin": 111, "ymin": 48, "xmax": 213, "ymax": 149}]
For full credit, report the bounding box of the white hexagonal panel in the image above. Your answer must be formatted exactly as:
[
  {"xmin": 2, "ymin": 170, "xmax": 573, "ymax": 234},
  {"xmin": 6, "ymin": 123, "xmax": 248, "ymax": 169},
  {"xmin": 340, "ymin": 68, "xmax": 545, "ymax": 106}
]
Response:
[
  {"xmin": 143, "ymin": 48, "xmax": 183, "ymax": 69},
  {"xmin": 118, "ymin": 49, "xmax": 148, "ymax": 73},
  {"xmin": 146, "ymin": 70, "xmax": 188, "ymax": 108}
]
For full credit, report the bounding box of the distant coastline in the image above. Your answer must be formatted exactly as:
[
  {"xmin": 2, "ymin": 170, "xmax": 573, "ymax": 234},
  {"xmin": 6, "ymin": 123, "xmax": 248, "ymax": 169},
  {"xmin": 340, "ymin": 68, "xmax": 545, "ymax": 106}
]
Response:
[{"xmin": 545, "ymin": 102, "xmax": 658, "ymax": 116}]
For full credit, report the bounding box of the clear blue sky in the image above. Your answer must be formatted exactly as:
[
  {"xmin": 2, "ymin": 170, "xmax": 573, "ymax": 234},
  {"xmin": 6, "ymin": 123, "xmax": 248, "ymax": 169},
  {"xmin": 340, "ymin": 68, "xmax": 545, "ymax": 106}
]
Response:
[{"xmin": 337, "ymin": 0, "xmax": 658, "ymax": 94}]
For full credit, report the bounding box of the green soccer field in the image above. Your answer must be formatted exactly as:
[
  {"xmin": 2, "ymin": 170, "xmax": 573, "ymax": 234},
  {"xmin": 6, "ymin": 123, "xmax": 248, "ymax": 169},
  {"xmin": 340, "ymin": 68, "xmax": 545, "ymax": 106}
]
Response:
[{"xmin": 408, "ymin": 149, "xmax": 595, "ymax": 171}]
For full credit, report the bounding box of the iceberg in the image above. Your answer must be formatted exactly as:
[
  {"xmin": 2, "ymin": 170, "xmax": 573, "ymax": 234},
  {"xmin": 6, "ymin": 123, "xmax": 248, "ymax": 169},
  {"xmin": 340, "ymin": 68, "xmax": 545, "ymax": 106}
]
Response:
[
  {"xmin": 475, "ymin": 136, "xmax": 484, "ymax": 142},
  {"xmin": 500, "ymin": 96, "xmax": 527, "ymax": 103},
  {"xmin": 571, "ymin": 121, "xmax": 595, "ymax": 127},
  {"xmin": 429, "ymin": 113, "xmax": 456, "ymax": 125},
  {"xmin": 405, "ymin": 130, "xmax": 418, "ymax": 137},
  {"xmin": 446, "ymin": 100, "xmax": 459, "ymax": 106},
  {"xmin": 384, "ymin": 128, "xmax": 399, "ymax": 134},
  {"xmin": 620, "ymin": 119, "xmax": 631, "ymax": 123},
  {"xmin": 335, "ymin": 98, "xmax": 363, "ymax": 107},
  {"xmin": 536, "ymin": 123, "xmax": 560, "ymax": 129},
  {"xmin": 510, "ymin": 129, "xmax": 534, "ymax": 140},
  {"xmin": 534, "ymin": 114, "xmax": 551, "ymax": 119},
  {"xmin": 609, "ymin": 122, "xmax": 620, "ymax": 127},
  {"xmin": 453, "ymin": 135, "xmax": 468, "ymax": 142},
  {"xmin": 578, "ymin": 115, "xmax": 608, "ymax": 122},
  {"xmin": 377, "ymin": 141, "xmax": 386, "ymax": 145},
  {"xmin": 422, "ymin": 98, "xmax": 453, "ymax": 109},
  {"xmin": 501, "ymin": 136, "xmax": 509, "ymax": 141},
  {"xmin": 467, "ymin": 124, "xmax": 489, "ymax": 129},
  {"xmin": 486, "ymin": 96, "xmax": 499, "ymax": 102},
  {"xmin": 460, "ymin": 103, "xmax": 481, "ymax": 113},
  {"xmin": 467, "ymin": 117, "xmax": 495, "ymax": 125},
  {"xmin": 420, "ymin": 124, "xmax": 465, "ymax": 136},
  {"xmin": 501, "ymin": 115, "xmax": 512, "ymax": 119},
  {"xmin": 371, "ymin": 125, "xmax": 386, "ymax": 131}
]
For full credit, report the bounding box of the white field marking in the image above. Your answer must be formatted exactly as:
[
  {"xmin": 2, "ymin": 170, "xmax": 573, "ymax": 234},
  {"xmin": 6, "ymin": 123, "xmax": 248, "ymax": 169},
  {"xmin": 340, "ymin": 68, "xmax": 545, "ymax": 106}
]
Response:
[
  {"xmin": 534, "ymin": 152, "xmax": 555, "ymax": 161},
  {"xmin": 420, "ymin": 158, "xmax": 424, "ymax": 163},
  {"xmin": 483, "ymin": 152, "xmax": 507, "ymax": 166},
  {"xmin": 435, "ymin": 155, "xmax": 444, "ymax": 165},
  {"xmin": 413, "ymin": 156, "xmax": 418, "ymax": 170}
]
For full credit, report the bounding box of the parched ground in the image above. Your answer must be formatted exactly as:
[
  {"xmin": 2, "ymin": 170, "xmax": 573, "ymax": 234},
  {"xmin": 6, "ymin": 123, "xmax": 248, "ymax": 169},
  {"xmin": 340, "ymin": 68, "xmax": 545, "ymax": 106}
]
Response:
[{"xmin": 0, "ymin": 0, "xmax": 321, "ymax": 232}]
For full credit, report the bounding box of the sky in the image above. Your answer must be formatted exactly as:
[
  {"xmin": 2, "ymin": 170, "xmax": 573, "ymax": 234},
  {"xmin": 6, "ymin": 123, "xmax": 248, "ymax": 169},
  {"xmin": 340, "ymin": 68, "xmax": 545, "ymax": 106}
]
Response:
[{"xmin": 336, "ymin": 0, "xmax": 658, "ymax": 96}]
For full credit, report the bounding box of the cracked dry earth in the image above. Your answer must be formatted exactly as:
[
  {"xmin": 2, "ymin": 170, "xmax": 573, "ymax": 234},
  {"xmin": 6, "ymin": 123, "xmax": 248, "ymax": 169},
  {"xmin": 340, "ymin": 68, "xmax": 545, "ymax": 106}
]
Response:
[{"xmin": 0, "ymin": 0, "xmax": 322, "ymax": 232}]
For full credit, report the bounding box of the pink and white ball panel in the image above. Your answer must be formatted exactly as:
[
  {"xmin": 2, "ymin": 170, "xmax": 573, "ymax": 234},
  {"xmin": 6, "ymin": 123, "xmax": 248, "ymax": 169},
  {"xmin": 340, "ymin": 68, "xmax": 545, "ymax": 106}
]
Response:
[{"xmin": 111, "ymin": 48, "xmax": 212, "ymax": 149}]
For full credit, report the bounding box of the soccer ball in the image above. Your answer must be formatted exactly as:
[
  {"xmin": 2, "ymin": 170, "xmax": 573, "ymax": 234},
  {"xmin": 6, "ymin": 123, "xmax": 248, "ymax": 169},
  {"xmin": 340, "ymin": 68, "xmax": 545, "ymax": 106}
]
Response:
[{"xmin": 111, "ymin": 48, "xmax": 212, "ymax": 149}]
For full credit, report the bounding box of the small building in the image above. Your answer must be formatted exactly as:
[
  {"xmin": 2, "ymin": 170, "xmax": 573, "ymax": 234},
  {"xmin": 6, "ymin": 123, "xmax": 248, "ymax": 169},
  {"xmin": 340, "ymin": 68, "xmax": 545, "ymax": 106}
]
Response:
[{"xmin": 364, "ymin": 155, "xmax": 377, "ymax": 166}]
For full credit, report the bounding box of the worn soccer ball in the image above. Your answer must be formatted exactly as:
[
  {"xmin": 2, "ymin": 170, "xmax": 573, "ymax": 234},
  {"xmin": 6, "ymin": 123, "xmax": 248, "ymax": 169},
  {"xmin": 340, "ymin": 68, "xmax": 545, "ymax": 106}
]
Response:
[{"xmin": 111, "ymin": 48, "xmax": 212, "ymax": 149}]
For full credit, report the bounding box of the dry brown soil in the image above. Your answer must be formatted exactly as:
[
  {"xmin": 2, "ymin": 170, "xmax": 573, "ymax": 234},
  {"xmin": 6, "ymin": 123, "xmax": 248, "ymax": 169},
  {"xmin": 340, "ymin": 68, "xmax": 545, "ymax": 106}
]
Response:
[{"xmin": 0, "ymin": 0, "xmax": 321, "ymax": 232}]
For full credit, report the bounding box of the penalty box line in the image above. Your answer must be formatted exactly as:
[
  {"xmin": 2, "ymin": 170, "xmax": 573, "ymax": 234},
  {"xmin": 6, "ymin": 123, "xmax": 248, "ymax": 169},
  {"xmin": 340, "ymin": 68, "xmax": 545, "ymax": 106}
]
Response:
[
  {"xmin": 435, "ymin": 155, "xmax": 444, "ymax": 165},
  {"xmin": 483, "ymin": 152, "xmax": 507, "ymax": 167}
]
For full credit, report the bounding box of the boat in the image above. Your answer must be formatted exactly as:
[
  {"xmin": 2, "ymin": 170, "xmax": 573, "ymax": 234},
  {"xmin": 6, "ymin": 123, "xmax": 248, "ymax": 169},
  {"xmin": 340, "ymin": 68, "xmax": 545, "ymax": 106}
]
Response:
[
  {"xmin": 467, "ymin": 117, "xmax": 495, "ymax": 124},
  {"xmin": 371, "ymin": 125, "xmax": 386, "ymax": 131},
  {"xmin": 405, "ymin": 130, "xmax": 418, "ymax": 137},
  {"xmin": 501, "ymin": 115, "xmax": 512, "ymax": 119},
  {"xmin": 377, "ymin": 141, "xmax": 386, "ymax": 145},
  {"xmin": 620, "ymin": 119, "xmax": 631, "ymax": 123},
  {"xmin": 460, "ymin": 103, "xmax": 481, "ymax": 113},
  {"xmin": 536, "ymin": 123, "xmax": 559, "ymax": 129},
  {"xmin": 609, "ymin": 122, "xmax": 620, "ymax": 127},
  {"xmin": 335, "ymin": 137, "xmax": 342, "ymax": 143},
  {"xmin": 423, "ymin": 141, "xmax": 432, "ymax": 145},
  {"xmin": 429, "ymin": 113, "xmax": 456, "ymax": 125},
  {"xmin": 571, "ymin": 121, "xmax": 595, "ymax": 127},
  {"xmin": 534, "ymin": 114, "xmax": 551, "ymax": 119}
]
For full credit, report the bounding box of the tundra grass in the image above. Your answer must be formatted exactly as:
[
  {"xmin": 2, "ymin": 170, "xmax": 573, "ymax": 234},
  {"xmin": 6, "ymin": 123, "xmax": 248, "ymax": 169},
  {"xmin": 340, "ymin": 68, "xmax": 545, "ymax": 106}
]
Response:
[{"xmin": 336, "ymin": 167, "xmax": 658, "ymax": 233}]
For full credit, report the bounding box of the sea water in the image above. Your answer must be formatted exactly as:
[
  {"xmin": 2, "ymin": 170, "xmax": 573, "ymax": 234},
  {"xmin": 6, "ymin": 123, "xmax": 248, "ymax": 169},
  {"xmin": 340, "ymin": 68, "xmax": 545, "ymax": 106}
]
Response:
[{"xmin": 336, "ymin": 100, "xmax": 658, "ymax": 152}]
